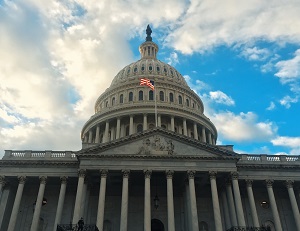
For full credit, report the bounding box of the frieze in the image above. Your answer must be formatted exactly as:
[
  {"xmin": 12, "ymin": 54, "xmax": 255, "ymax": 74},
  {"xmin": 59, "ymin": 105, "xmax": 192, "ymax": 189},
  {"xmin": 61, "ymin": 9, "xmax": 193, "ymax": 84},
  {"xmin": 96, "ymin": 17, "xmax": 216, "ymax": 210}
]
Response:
[{"xmin": 137, "ymin": 135, "xmax": 175, "ymax": 155}]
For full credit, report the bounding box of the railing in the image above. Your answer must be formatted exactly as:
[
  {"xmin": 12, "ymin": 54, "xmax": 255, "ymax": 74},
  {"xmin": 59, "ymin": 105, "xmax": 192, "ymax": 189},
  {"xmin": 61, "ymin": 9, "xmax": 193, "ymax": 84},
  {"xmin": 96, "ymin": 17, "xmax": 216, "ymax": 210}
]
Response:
[
  {"xmin": 226, "ymin": 226, "xmax": 270, "ymax": 231},
  {"xmin": 57, "ymin": 224, "xmax": 99, "ymax": 231},
  {"xmin": 241, "ymin": 154, "xmax": 300, "ymax": 163},
  {"xmin": 3, "ymin": 150, "xmax": 77, "ymax": 160}
]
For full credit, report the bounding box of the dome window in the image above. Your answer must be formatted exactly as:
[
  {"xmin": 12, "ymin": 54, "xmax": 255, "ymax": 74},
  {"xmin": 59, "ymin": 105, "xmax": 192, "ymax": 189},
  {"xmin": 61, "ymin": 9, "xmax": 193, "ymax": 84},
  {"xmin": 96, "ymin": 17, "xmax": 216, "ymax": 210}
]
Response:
[
  {"xmin": 141, "ymin": 65, "xmax": 145, "ymax": 72},
  {"xmin": 139, "ymin": 90, "xmax": 143, "ymax": 101},
  {"xmin": 170, "ymin": 70, "xmax": 174, "ymax": 76},
  {"xmin": 137, "ymin": 124, "xmax": 143, "ymax": 133},
  {"xmin": 186, "ymin": 99, "xmax": 190, "ymax": 107},
  {"xmin": 134, "ymin": 66, "xmax": 138, "ymax": 73},
  {"xmin": 112, "ymin": 97, "xmax": 115, "ymax": 106},
  {"xmin": 127, "ymin": 67, "xmax": 131, "ymax": 74},
  {"xmin": 178, "ymin": 95, "xmax": 182, "ymax": 104},
  {"xmin": 159, "ymin": 91, "xmax": 164, "ymax": 101},
  {"xmin": 106, "ymin": 101, "xmax": 109, "ymax": 107},
  {"xmin": 163, "ymin": 67, "xmax": 167, "ymax": 75},
  {"xmin": 156, "ymin": 66, "xmax": 160, "ymax": 72},
  {"xmin": 169, "ymin": 93, "xmax": 174, "ymax": 102},
  {"xmin": 129, "ymin": 92, "xmax": 133, "ymax": 102},
  {"xmin": 149, "ymin": 90, "xmax": 154, "ymax": 100},
  {"xmin": 120, "ymin": 94, "xmax": 124, "ymax": 103},
  {"xmin": 192, "ymin": 102, "xmax": 195, "ymax": 108},
  {"xmin": 149, "ymin": 65, "xmax": 153, "ymax": 71}
]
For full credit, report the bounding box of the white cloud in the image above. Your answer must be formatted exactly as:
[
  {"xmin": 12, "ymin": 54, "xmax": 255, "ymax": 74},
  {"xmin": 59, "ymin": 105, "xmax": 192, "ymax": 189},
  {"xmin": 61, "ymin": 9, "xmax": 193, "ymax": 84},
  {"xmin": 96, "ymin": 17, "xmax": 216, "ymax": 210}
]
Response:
[
  {"xmin": 209, "ymin": 91, "xmax": 235, "ymax": 106},
  {"xmin": 271, "ymin": 136, "xmax": 300, "ymax": 148},
  {"xmin": 266, "ymin": 101, "xmax": 276, "ymax": 110},
  {"xmin": 241, "ymin": 47, "xmax": 270, "ymax": 61},
  {"xmin": 275, "ymin": 49, "xmax": 300, "ymax": 82},
  {"xmin": 166, "ymin": 52, "xmax": 179, "ymax": 66},
  {"xmin": 279, "ymin": 95, "xmax": 298, "ymax": 108},
  {"xmin": 211, "ymin": 111, "xmax": 277, "ymax": 142}
]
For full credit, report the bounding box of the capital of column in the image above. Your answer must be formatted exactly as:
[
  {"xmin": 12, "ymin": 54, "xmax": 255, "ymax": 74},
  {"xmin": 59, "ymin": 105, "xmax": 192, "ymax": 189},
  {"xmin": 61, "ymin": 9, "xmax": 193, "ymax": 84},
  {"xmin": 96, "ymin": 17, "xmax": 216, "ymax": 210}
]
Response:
[
  {"xmin": 0, "ymin": 175, "xmax": 6, "ymax": 185},
  {"xmin": 60, "ymin": 176, "xmax": 68, "ymax": 184},
  {"xmin": 225, "ymin": 178, "xmax": 232, "ymax": 186},
  {"xmin": 285, "ymin": 180, "xmax": 294, "ymax": 189},
  {"xmin": 144, "ymin": 170, "xmax": 152, "ymax": 179},
  {"xmin": 78, "ymin": 169, "xmax": 86, "ymax": 178},
  {"xmin": 231, "ymin": 172, "xmax": 239, "ymax": 180},
  {"xmin": 122, "ymin": 170, "xmax": 130, "ymax": 178},
  {"xmin": 209, "ymin": 171, "xmax": 217, "ymax": 180},
  {"xmin": 187, "ymin": 170, "xmax": 196, "ymax": 179},
  {"xmin": 265, "ymin": 179, "xmax": 274, "ymax": 188},
  {"xmin": 18, "ymin": 176, "xmax": 26, "ymax": 184},
  {"xmin": 166, "ymin": 170, "xmax": 174, "ymax": 179},
  {"xmin": 39, "ymin": 176, "xmax": 47, "ymax": 184},
  {"xmin": 100, "ymin": 170, "xmax": 108, "ymax": 178},
  {"xmin": 245, "ymin": 179, "xmax": 253, "ymax": 187}
]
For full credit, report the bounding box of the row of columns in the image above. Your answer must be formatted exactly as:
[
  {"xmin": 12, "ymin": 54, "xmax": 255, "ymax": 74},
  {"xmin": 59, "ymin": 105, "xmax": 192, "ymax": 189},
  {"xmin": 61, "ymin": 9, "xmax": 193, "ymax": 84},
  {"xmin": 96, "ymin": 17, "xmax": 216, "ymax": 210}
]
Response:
[
  {"xmin": 4, "ymin": 172, "xmax": 300, "ymax": 231},
  {"xmin": 84, "ymin": 115, "xmax": 216, "ymax": 145}
]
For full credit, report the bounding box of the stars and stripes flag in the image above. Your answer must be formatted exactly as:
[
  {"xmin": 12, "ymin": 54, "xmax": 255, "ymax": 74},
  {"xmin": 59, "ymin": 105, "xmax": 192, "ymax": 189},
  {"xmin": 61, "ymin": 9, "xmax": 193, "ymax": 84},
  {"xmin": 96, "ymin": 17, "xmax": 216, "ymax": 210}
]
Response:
[{"xmin": 140, "ymin": 78, "xmax": 155, "ymax": 90}]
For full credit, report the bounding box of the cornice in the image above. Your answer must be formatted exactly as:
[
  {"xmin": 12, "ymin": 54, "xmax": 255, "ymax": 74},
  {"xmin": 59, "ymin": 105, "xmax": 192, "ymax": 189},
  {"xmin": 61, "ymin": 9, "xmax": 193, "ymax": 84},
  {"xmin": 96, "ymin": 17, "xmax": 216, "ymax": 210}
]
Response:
[
  {"xmin": 237, "ymin": 164, "xmax": 300, "ymax": 170},
  {"xmin": 0, "ymin": 160, "xmax": 79, "ymax": 167}
]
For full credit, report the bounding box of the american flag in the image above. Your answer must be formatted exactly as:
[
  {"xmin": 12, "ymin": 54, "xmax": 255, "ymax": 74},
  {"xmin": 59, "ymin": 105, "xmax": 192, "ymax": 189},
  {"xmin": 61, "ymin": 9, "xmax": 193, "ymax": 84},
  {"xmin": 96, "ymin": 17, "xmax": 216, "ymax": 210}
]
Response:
[{"xmin": 140, "ymin": 78, "xmax": 155, "ymax": 90}]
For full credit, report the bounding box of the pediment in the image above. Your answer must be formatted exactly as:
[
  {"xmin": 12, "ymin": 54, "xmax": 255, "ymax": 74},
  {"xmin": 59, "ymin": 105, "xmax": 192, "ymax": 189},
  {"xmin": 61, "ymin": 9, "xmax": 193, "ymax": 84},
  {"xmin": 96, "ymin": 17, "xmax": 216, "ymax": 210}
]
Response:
[{"xmin": 78, "ymin": 129, "xmax": 238, "ymax": 159}]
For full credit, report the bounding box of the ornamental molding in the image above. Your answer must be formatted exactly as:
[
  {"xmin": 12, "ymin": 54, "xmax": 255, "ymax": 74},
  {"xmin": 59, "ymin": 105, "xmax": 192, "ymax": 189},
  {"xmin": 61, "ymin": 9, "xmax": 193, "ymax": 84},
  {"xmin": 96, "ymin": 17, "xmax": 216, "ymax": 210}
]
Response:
[
  {"xmin": 265, "ymin": 179, "xmax": 274, "ymax": 188},
  {"xmin": 0, "ymin": 160, "xmax": 78, "ymax": 167},
  {"xmin": 0, "ymin": 176, "xmax": 5, "ymax": 184},
  {"xmin": 60, "ymin": 176, "xmax": 68, "ymax": 184},
  {"xmin": 18, "ymin": 176, "xmax": 26, "ymax": 184},
  {"xmin": 237, "ymin": 164, "xmax": 300, "ymax": 170},
  {"xmin": 187, "ymin": 170, "xmax": 196, "ymax": 179},
  {"xmin": 166, "ymin": 170, "xmax": 174, "ymax": 179},
  {"xmin": 245, "ymin": 179, "xmax": 253, "ymax": 187},
  {"xmin": 78, "ymin": 169, "xmax": 86, "ymax": 178},
  {"xmin": 122, "ymin": 170, "xmax": 130, "ymax": 178},
  {"xmin": 285, "ymin": 180, "xmax": 294, "ymax": 188},
  {"xmin": 231, "ymin": 172, "xmax": 239, "ymax": 180},
  {"xmin": 137, "ymin": 135, "xmax": 174, "ymax": 155},
  {"xmin": 39, "ymin": 176, "xmax": 47, "ymax": 184},
  {"xmin": 209, "ymin": 171, "xmax": 217, "ymax": 180},
  {"xmin": 100, "ymin": 169, "xmax": 108, "ymax": 178},
  {"xmin": 144, "ymin": 170, "xmax": 152, "ymax": 179}
]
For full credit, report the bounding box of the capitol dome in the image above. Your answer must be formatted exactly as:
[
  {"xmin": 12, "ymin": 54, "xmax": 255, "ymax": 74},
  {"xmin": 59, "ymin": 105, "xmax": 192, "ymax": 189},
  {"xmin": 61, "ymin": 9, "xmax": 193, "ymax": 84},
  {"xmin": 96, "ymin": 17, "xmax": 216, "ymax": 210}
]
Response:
[{"xmin": 81, "ymin": 26, "xmax": 217, "ymax": 147}]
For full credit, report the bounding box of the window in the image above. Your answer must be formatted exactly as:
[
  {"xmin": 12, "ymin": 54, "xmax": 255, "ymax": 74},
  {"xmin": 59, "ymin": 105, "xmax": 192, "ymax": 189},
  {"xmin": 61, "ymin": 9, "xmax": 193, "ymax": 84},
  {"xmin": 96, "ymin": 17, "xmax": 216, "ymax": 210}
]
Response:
[
  {"xmin": 125, "ymin": 126, "xmax": 129, "ymax": 136},
  {"xmin": 129, "ymin": 92, "xmax": 133, "ymax": 102},
  {"xmin": 127, "ymin": 67, "xmax": 130, "ymax": 74},
  {"xmin": 141, "ymin": 65, "xmax": 145, "ymax": 71},
  {"xmin": 159, "ymin": 91, "xmax": 164, "ymax": 101},
  {"xmin": 156, "ymin": 66, "xmax": 160, "ymax": 72},
  {"xmin": 178, "ymin": 95, "xmax": 182, "ymax": 104},
  {"xmin": 149, "ymin": 90, "xmax": 154, "ymax": 100},
  {"xmin": 169, "ymin": 93, "xmax": 174, "ymax": 102},
  {"xmin": 120, "ymin": 94, "xmax": 124, "ymax": 103},
  {"xmin": 137, "ymin": 124, "xmax": 143, "ymax": 133},
  {"xmin": 139, "ymin": 90, "xmax": 143, "ymax": 101},
  {"xmin": 105, "ymin": 101, "xmax": 109, "ymax": 107},
  {"xmin": 112, "ymin": 97, "xmax": 115, "ymax": 106},
  {"xmin": 186, "ymin": 99, "xmax": 189, "ymax": 107},
  {"xmin": 134, "ymin": 66, "xmax": 138, "ymax": 73},
  {"xmin": 192, "ymin": 102, "xmax": 195, "ymax": 108},
  {"xmin": 149, "ymin": 65, "xmax": 153, "ymax": 71}
]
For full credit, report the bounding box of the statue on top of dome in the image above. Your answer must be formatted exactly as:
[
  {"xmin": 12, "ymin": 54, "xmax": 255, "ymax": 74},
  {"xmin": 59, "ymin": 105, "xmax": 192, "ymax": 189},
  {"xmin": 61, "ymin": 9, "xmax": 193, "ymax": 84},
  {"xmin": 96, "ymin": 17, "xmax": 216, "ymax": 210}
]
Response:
[{"xmin": 146, "ymin": 24, "xmax": 152, "ymax": 41}]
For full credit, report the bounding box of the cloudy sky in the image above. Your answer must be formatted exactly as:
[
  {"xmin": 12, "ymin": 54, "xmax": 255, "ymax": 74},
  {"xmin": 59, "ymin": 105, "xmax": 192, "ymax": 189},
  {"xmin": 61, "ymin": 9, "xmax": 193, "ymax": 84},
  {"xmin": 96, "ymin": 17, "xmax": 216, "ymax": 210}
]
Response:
[{"xmin": 1, "ymin": 0, "xmax": 300, "ymax": 157}]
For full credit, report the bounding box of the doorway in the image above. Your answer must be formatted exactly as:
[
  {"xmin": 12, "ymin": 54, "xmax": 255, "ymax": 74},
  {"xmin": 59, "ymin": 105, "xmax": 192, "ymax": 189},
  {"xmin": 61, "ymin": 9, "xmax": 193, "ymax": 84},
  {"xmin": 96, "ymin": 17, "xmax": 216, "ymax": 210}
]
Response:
[{"xmin": 151, "ymin": 219, "xmax": 165, "ymax": 231}]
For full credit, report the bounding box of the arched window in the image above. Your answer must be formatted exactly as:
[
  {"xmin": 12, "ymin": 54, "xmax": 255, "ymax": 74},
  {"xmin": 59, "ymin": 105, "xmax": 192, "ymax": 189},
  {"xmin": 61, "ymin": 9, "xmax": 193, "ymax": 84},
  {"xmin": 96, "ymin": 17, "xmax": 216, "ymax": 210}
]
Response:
[
  {"xmin": 149, "ymin": 65, "xmax": 153, "ymax": 71},
  {"xmin": 178, "ymin": 95, "xmax": 182, "ymax": 104},
  {"xmin": 127, "ymin": 67, "xmax": 131, "ymax": 74},
  {"xmin": 149, "ymin": 90, "xmax": 154, "ymax": 100},
  {"xmin": 169, "ymin": 93, "xmax": 174, "ymax": 102},
  {"xmin": 112, "ymin": 97, "xmax": 115, "ymax": 106},
  {"xmin": 120, "ymin": 94, "xmax": 124, "ymax": 103},
  {"xmin": 159, "ymin": 91, "xmax": 164, "ymax": 101},
  {"xmin": 186, "ymin": 99, "xmax": 189, "ymax": 107},
  {"xmin": 105, "ymin": 101, "xmax": 109, "ymax": 107},
  {"xmin": 139, "ymin": 90, "xmax": 143, "ymax": 101},
  {"xmin": 137, "ymin": 124, "xmax": 143, "ymax": 133},
  {"xmin": 192, "ymin": 102, "xmax": 195, "ymax": 108},
  {"xmin": 134, "ymin": 66, "xmax": 138, "ymax": 73},
  {"xmin": 129, "ymin": 92, "xmax": 133, "ymax": 102},
  {"xmin": 156, "ymin": 66, "xmax": 160, "ymax": 72}
]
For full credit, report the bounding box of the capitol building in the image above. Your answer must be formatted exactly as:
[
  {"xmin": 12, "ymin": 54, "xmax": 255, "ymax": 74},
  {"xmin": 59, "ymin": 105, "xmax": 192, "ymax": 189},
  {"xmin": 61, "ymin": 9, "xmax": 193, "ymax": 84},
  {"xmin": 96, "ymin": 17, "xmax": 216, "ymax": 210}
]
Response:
[{"xmin": 1, "ymin": 26, "xmax": 300, "ymax": 231}]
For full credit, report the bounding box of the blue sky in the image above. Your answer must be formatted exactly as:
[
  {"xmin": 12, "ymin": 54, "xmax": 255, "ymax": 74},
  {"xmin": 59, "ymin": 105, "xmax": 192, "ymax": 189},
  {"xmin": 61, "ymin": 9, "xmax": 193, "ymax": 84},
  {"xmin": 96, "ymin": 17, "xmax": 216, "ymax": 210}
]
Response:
[{"xmin": 1, "ymin": 0, "xmax": 300, "ymax": 157}]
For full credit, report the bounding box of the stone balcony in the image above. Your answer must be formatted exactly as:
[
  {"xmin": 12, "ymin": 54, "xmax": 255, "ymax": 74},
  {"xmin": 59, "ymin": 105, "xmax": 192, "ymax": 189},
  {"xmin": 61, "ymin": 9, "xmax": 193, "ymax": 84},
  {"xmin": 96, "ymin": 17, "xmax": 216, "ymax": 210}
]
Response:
[{"xmin": 2, "ymin": 150, "xmax": 77, "ymax": 160}]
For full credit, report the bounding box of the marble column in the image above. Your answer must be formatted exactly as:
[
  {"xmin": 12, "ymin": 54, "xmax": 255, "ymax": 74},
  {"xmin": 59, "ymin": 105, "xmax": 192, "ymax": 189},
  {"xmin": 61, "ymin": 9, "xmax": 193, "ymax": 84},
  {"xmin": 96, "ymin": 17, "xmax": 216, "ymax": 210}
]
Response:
[
  {"xmin": 265, "ymin": 180, "xmax": 282, "ymax": 231},
  {"xmin": 225, "ymin": 180, "xmax": 238, "ymax": 227},
  {"xmin": 80, "ymin": 179, "xmax": 88, "ymax": 218},
  {"xmin": 193, "ymin": 123, "xmax": 198, "ymax": 140},
  {"xmin": 116, "ymin": 117, "xmax": 121, "ymax": 139},
  {"xmin": 183, "ymin": 119, "xmax": 187, "ymax": 136},
  {"xmin": 0, "ymin": 176, "xmax": 5, "ymax": 199},
  {"xmin": 129, "ymin": 115, "xmax": 134, "ymax": 135},
  {"xmin": 231, "ymin": 172, "xmax": 245, "ymax": 227},
  {"xmin": 104, "ymin": 121, "xmax": 109, "ymax": 143},
  {"xmin": 209, "ymin": 172, "xmax": 222, "ymax": 231},
  {"xmin": 120, "ymin": 170, "xmax": 130, "ymax": 231},
  {"xmin": 245, "ymin": 180, "xmax": 259, "ymax": 227},
  {"xmin": 144, "ymin": 170, "xmax": 152, "ymax": 231},
  {"xmin": 208, "ymin": 132, "xmax": 212, "ymax": 144},
  {"xmin": 72, "ymin": 169, "xmax": 86, "ymax": 224},
  {"xmin": 187, "ymin": 171, "xmax": 199, "ymax": 231},
  {"xmin": 166, "ymin": 170, "xmax": 175, "ymax": 231},
  {"xmin": 171, "ymin": 116, "xmax": 175, "ymax": 132},
  {"xmin": 285, "ymin": 180, "xmax": 300, "ymax": 231},
  {"xmin": 88, "ymin": 130, "xmax": 93, "ymax": 143},
  {"xmin": 202, "ymin": 127, "xmax": 206, "ymax": 143},
  {"xmin": 96, "ymin": 170, "xmax": 108, "ymax": 230},
  {"xmin": 111, "ymin": 127, "xmax": 115, "ymax": 141},
  {"xmin": 221, "ymin": 190, "xmax": 231, "ymax": 230},
  {"xmin": 143, "ymin": 114, "xmax": 148, "ymax": 131},
  {"xmin": 31, "ymin": 176, "xmax": 47, "ymax": 231},
  {"xmin": 95, "ymin": 125, "xmax": 100, "ymax": 143},
  {"xmin": 84, "ymin": 134, "xmax": 88, "ymax": 143},
  {"xmin": 158, "ymin": 114, "xmax": 161, "ymax": 127},
  {"xmin": 53, "ymin": 177, "xmax": 68, "ymax": 231},
  {"xmin": 7, "ymin": 176, "xmax": 26, "ymax": 231}
]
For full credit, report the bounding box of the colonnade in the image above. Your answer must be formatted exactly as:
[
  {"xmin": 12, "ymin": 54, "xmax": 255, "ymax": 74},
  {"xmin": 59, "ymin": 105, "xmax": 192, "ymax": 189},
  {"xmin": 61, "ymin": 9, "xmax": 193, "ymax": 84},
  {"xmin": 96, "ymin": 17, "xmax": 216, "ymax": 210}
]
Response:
[
  {"xmin": 83, "ymin": 113, "xmax": 216, "ymax": 145},
  {"xmin": 2, "ymin": 171, "xmax": 300, "ymax": 231}
]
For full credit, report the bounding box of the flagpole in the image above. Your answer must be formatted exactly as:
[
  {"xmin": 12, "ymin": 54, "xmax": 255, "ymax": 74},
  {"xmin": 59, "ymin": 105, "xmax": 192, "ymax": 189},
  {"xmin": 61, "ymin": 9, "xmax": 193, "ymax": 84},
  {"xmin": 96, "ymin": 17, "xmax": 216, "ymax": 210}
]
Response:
[{"xmin": 154, "ymin": 88, "xmax": 157, "ymax": 127}]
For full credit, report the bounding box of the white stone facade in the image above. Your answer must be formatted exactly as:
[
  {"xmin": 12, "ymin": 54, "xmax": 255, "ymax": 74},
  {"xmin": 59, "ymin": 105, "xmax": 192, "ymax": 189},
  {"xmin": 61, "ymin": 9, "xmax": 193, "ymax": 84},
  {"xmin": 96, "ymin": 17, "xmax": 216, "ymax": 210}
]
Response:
[{"xmin": 1, "ymin": 27, "xmax": 300, "ymax": 231}]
